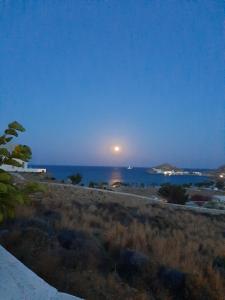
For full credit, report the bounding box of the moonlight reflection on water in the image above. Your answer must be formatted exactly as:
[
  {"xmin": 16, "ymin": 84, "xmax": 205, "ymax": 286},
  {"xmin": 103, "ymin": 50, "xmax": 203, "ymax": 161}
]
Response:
[{"xmin": 109, "ymin": 168, "xmax": 123, "ymax": 185}]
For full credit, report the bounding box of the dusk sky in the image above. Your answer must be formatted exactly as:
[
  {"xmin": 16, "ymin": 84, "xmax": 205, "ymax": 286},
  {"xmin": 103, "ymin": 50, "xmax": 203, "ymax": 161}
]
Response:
[{"xmin": 0, "ymin": 0, "xmax": 224, "ymax": 168}]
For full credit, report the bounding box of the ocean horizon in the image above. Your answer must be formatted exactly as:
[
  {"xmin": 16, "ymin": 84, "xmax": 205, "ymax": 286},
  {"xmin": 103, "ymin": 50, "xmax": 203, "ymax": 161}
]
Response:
[{"xmin": 31, "ymin": 165, "xmax": 210, "ymax": 186}]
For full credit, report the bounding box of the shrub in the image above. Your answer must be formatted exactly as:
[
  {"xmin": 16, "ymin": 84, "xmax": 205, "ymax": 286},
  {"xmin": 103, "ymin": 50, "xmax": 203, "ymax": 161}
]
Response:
[
  {"xmin": 0, "ymin": 121, "xmax": 32, "ymax": 222},
  {"xmin": 57, "ymin": 229, "xmax": 104, "ymax": 268},
  {"xmin": 158, "ymin": 266, "xmax": 186, "ymax": 292},
  {"xmin": 68, "ymin": 173, "xmax": 82, "ymax": 185},
  {"xmin": 191, "ymin": 194, "xmax": 212, "ymax": 202},
  {"xmin": 213, "ymin": 256, "xmax": 225, "ymax": 276},
  {"xmin": 158, "ymin": 184, "xmax": 188, "ymax": 205},
  {"xmin": 204, "ymin": 201, "xmax": 219, "ymax": 209},
  {"xmin": 215, "ymin": 181, "xmax": 224, "ymax": 190},
  {"xmin": 0, "ymin": 171, "xmax": 12, "ymax": 183},
  {"xmin": 0, "ymin": 170, "xmax": 29, "ymax": 222},
  {"xmin": 89, "ymin": 181, "xmax": 95, "ymax": 188},
  {"xmin": 118, "ymin": 249, "xmax": 149, "ymax": 279},
  {"xmin": 195, "ymin": 181, "xmax": 214, "ymax": 188},
  {"xmin": 23, "ymin": 182, "xmax": 47, "ymax": 194}
]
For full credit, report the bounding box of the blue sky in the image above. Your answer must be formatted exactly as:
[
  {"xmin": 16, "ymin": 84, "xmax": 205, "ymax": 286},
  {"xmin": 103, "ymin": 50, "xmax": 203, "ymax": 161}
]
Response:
[{"xmin": 0, "ymin": 0, "xmax": 224, "ymax": 168}]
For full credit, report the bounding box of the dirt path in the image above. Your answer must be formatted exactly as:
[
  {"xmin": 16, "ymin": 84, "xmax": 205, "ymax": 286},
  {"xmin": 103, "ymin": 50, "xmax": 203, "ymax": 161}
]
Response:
[
  {"xmin": 11, "ymin": 172, "xmax": 225, "ymax": 215},
  {"xmin": 42, "ymin": 181, "xmax": 225, "ymax": 216}
]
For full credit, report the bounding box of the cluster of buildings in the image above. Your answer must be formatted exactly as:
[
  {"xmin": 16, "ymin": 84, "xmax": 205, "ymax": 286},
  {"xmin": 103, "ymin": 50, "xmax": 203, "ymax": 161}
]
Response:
[{"xmin": 151, "ymin": 166, "xmax": 202, "ymax": 176}]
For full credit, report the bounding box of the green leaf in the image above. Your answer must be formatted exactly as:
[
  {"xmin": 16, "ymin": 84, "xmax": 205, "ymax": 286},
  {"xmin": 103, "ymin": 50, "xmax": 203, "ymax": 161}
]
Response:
[
  {"xmin": 0, "ymin": 182, "xmax": 7, "ymax": 193},
  {"xmin": 0, "ymin": 148, "xmax": 10, "ymax": 157},
  {"xmin": 0, "ymin": 121, "xmax": 31, "ymax": 223},
  {"xmin": 0, "ymin": 172, "xmax": 12, "ymax": 184},
  {"xmin": 5, "ymin": 137, "xmax": 13, "ymax": 143},
  {"xmin": 14, "ymin": 193, "xmax": 25, "ymax": 204},
  {"xmin": 0, "ymin": 212, "xmax": 4, "ymax": 223},
  {"xmin": 11, "ymin": 145, "xmax": 32, "ymax": 162},
  {"xmin": 8, "ymin": 121, "xmax": 25, "ymax": 132},
  {"xmin": 6, "ymin": 207, "xmax": 15, "ymax": 219},
  {"xmin": 3, "ymin": 158, "xmax": 23, "ymax": 167},
  {"xmin": 24, "ymin": 182, "xmax": 47, "ymax": 193},
  {"xmin": 0, "ymin": 136, "xmax": 7, "ymax": 145},
  {"xmin": 5, "ymin": 128, "xmax": 18, "ymax": 137},
  {"xmin": 4, "ymin": 183, "xmax": 16, "ymax": 193}
]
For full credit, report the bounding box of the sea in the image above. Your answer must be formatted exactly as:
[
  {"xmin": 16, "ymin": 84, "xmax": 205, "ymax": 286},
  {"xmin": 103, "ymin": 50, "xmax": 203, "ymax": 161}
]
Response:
[{"xmin": 31, "ymin": 165, "xmax": 209, "ymax": 186}]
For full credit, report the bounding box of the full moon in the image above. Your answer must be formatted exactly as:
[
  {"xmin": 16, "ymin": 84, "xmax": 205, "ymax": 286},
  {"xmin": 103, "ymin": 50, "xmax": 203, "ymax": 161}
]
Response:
[{"xmin": 114, "ymin": 146, "xmax": 120, "ymax": 152}]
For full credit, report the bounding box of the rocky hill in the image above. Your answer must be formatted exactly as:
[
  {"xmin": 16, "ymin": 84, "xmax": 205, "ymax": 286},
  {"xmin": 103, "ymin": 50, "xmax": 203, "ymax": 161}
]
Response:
[
  {"xmin": 147, "ymin": 163, "xmax": 183, "ymax": 173},
  {"xmin": 209, "ymin": 165, "xmax": 225, "ymax": 178}
]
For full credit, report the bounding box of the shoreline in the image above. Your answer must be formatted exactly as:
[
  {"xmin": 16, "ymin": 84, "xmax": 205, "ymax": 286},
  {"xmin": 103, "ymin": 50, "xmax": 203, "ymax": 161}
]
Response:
[{"xmin": 13, "ymin": 173, "xmax": 225, "ymax": 215}]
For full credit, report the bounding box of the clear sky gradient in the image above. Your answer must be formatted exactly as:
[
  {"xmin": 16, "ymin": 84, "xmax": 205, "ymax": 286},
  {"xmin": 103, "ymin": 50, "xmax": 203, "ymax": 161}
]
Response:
[{"xmin": 0, "ymin": 0, "xmax": 224, "ymax": 168}]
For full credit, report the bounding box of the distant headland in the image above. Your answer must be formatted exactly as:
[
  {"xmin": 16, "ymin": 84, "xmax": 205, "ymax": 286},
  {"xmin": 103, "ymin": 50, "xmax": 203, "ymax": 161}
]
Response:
[{"xmin": 147, "ymin": 163, "xmax": 202, "ymax": 176}]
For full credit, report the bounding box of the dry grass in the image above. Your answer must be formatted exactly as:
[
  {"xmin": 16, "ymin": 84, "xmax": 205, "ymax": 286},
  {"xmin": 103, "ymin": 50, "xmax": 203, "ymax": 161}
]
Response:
[{"xmin": 1, "ymin": 183, "xmax": 225, "ymax": 300}]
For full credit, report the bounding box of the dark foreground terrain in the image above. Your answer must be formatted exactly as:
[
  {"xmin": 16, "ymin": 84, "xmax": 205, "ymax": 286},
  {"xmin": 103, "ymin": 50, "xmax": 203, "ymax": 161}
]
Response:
[{"xmin": 0, "ymin": 181, "xmax": 225, "ymax": 300}]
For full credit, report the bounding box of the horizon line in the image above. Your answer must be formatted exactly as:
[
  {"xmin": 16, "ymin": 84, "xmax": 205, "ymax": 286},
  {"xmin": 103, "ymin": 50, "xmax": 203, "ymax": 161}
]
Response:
[{"xmin": 29, "ymin": 163, "xmax": 216, "ymax": 170}]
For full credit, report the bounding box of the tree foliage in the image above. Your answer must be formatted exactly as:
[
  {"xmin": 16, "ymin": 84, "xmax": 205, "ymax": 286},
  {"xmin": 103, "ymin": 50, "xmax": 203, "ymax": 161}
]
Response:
[
  {"xmin": 158, "ymin": 184, "xmax": 188, "ymax": 205},
  {"xmin": 215, "ymin": 181, "xmax": 224, "ymax": 190},
  {"xmin": 0, "ymin": 121, "xmax": 32, "ymax": 222},
  {"xmin": 68, "ymin": 173, "xmax": 82, "ymax": 185},
  {"xmin": 0, "ymin": 121, "xmax": 31, "ymax": 166},
  {"xmin": 0, "ymin": 169, "xmax": 26, "ymax": 222}
]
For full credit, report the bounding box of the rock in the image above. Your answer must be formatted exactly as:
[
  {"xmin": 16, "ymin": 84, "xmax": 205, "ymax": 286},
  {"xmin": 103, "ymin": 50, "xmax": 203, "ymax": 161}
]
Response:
[
  {"xmin": 118, "ymin": 249, "xmax": 149, "ymax": 278},
  {"xmin": 159, "ymin": 266, "xmax": 186, "ymax": 291}
]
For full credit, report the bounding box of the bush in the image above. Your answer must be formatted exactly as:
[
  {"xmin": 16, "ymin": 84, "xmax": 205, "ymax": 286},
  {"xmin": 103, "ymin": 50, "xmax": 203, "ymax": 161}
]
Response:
[
  {"xmin": 204, "ymin": 201, "xmax": 219, "ymax": 209},
  {"xmin": 159, "ymin": 266, "xmax": 186, "ymax": 292},
  {"xmin": 57, "ymin": 229, "xmax": 104, "ymax": 268},
  {"xmin": 215, "ymin": 181, "xmax": 224, "ymax": 190},
  {"xmin": 158, "ymin": 184, "xmax": 188, "ymax": 205},
  {"xmin": 118, "ymin": 249, "xmax": 149, "ymax": 279},
  {"xmin": 0, "ymin": 170, "xmax": 29, "ymax": 222},
  {"xmin": 195, "ymin": 181, "xmax": 214, "ymax": 188},
  {"xmin": 191, "ymin": 194, "xmax": 212, "ymax": 202},
  {"xmin": 213, "ymin": 256, "xmax": 225, "ymax": 276},
  {"xmin": 0, "ymin": 121, "xmax": 32, "ymax": 222},
  {"xmin": 23, "ymin": 182, "xmax": 47, "ymax": 194},
  {"xmin": 89, "ymin": 181, "xmax": 95, "ymax": 188},
  {"xmin": 0, "ymin": 172, "xmax": 12, "ymax": 184},
  {"xmin": 68, "ymin": 173, "xmax": 82, "ymax": 185},
  {"xmin": 182, "ymin": 183, "xmax": 192, "ymax": 188}
]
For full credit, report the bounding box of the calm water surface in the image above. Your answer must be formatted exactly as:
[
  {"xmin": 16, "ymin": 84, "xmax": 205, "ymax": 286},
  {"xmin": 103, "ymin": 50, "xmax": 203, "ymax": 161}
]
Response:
[{"xmin": 32, "ymin": 165, "xmax": 209, "ymax": 186}]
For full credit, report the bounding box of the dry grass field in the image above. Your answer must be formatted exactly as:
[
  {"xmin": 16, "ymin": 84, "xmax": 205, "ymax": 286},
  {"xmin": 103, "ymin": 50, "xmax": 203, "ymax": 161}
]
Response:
[{"xmin": 0, "ymin": 182, "xmax": 225, "ymax": 300}]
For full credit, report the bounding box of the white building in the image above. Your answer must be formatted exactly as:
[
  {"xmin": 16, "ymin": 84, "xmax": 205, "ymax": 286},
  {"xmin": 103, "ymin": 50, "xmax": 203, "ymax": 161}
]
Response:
[
  {"xmin": 1, "ymin": 159, "xmax": 46, "ymax": 173},
  {"xmin": 152, "ymin": 167, "xmax": 202, "ymax": 176},
  {"xmin": 152, "ymin": 168, "xmax": 189, "ymax": 176}
]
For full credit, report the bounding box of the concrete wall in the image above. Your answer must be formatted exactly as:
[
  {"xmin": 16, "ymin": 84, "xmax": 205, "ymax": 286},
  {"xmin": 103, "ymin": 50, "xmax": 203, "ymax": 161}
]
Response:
[
  {"xmin": 1, "ymin": 158, "xmax": 46, "ymax": 173},
  {"xmin": 0, "ymin": 245, "xmax": 82, "ymax": 300},
  {"xmin": 1, "ymin": 164, "xmax": 46, "ymax": 173}
]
